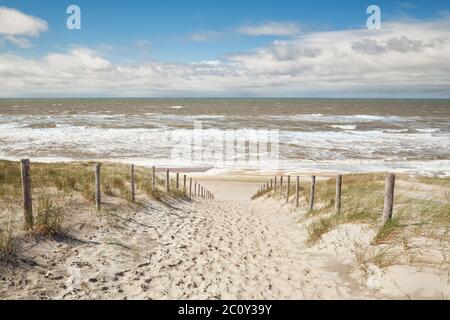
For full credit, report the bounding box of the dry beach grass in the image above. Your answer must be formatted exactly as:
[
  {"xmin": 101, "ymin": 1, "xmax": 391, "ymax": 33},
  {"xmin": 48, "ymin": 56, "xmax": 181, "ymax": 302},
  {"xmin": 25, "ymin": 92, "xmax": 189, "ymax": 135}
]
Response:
[{"xmin": 253, "ymin": 173, "xmax": 449, "ymax": 298}]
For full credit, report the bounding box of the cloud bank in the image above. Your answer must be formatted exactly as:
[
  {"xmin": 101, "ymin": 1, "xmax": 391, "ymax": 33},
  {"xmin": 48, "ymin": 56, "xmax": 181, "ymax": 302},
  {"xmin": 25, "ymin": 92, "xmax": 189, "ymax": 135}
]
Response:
[{"xmin": 1, "ymin": 17, "xmax": 449, "ymax": 97}]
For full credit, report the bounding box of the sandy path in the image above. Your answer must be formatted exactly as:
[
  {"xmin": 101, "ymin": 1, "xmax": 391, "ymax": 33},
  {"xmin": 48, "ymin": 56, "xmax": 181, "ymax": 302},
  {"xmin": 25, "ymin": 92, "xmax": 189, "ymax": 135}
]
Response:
[{"xmin": 2, "ymin": 193, "xmax": 381, "ymax": 300}]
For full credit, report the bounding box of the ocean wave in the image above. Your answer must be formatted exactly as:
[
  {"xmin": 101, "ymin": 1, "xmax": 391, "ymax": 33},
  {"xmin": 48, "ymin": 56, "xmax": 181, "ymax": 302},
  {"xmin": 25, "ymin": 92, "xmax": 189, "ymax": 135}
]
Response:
[
  {"xmin": 0, "ymin": 109, "xmax": 448, "ymax": 176},
  {"xmin": 329, "ymin": 125, "xmax": 357, "ymax": 130},
  {"xmin": 268, "ymin": 114, "xmax": 406, "ymax": 123},
  {"xmin": 416, "ymin": 128, "xmax": 440, "ymax": 133}
]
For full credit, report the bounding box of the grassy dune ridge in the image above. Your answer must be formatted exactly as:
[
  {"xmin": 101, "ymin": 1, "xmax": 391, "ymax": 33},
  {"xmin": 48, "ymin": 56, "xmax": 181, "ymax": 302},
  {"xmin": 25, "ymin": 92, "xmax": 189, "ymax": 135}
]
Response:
[
  {"xmin": 254, "ymin": 173, "xmax": 450, "ymax": 273},
  {"xmin": 0, "ymin": 160, "xmax": 189, "ymax": 258}
]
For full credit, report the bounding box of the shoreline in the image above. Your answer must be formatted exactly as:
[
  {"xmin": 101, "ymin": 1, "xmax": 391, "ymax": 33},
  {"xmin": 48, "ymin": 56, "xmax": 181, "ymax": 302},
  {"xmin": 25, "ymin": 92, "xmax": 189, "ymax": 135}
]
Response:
[{"xmin": 0, "ymin": 157, "xmax": 449, "ymax": 177}]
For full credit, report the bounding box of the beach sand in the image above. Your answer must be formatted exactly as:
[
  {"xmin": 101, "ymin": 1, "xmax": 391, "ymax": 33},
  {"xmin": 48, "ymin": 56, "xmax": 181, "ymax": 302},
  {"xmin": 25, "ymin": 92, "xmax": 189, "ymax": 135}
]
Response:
[{"xmin": 0, "ymin": 173, "xmax": 449, "ymax": 300}]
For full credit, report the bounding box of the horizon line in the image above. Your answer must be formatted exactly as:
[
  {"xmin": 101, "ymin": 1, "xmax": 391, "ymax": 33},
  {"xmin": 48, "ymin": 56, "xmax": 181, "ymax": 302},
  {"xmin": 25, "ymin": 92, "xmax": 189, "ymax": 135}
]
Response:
[{"xmin": 1, "ymin": 97, "xmax": 450, "ymax": 100}]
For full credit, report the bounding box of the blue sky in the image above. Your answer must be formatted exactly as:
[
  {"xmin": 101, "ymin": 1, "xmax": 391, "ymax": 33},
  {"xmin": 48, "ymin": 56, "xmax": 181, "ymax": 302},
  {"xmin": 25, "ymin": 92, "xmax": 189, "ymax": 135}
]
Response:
[
  {"xmin": 1, "ymin": 0, "xmax": 448, "ymax": 62},
  {"xmin": 0, "ymin": 1, "xmax": 450, "ymax": 97}
]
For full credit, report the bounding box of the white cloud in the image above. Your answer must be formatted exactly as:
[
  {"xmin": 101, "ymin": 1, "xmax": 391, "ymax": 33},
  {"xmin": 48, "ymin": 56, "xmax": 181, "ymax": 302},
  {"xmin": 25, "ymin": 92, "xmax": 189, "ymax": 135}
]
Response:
[
  {"xmin": 0, "ymin": 18, "xmax": 450, "ymax": 97},
  {"xmin": 0, "ymin": 7, "xmax": 48, "ymax": 47},
  {"xmin": 237, "ymin": 22, "xmax": 300, "ymax": 36}
]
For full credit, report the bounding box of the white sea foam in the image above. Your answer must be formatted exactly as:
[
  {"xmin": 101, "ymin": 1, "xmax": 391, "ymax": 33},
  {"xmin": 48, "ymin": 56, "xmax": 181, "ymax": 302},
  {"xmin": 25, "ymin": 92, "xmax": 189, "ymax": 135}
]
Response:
[
  {"xmin": 330, "ymin": 125, "xmax": 357, "ymax": 130},
  {"xmin": 0, "ymin": 111, "xmax": 448, "ymax": 175},
  {"xmin": 268, "ymin": 114, "xmax": 412, "ymax": 123},
  {"xmin": 416, "ymin": 128, "xmax": 440, "ymax": 133},
  {"xmin": 383, "ymin": 129, "xmax": 409, "ymax": 133}
]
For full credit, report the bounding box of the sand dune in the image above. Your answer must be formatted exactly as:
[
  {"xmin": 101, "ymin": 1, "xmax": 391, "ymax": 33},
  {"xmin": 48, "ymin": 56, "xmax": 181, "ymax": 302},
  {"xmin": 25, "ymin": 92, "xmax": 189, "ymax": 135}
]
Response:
[{"xmin": 2, "ymin": 177, "xmax": 448, "ymax": 300}]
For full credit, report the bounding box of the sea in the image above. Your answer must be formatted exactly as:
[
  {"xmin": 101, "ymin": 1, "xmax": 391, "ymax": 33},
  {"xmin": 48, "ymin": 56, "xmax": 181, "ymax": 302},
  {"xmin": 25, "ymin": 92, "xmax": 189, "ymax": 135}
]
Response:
[{"xmin": 0, "ymin": 98, "xmax": 449, "ymax": 176}]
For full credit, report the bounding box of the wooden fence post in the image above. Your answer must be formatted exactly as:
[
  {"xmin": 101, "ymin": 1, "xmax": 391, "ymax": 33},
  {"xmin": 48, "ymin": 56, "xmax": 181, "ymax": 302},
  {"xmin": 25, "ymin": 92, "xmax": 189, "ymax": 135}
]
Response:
[
  {"xmin": 195, "ymin": 181, "xmax": 197, "ymax": 196},
  {"xmin": 270, "ymin": 179, "xmax": 273, "ymax": 190},
  {"xmin": 189, "ymin": 178, "xmax": 193, "ymax": 198},
  {"xmin": 95, "ymin": 163, "xmax": 101, "ymax": 211},
  {"xmin": 280, "ymin": 176, "xmax": 284, "ymax": 196},
  {"xmin": 166, "ymin": 169, "xmax": 170, "ymax": 192},
  {"xmin": 309, "ymin": 176, "xmax": 316, "ymax": 211},
  {"xmin": 296, "ymin": 176, "xmax": 300, "ymax": 208},
  {"xmin": 176, "ymin": 173, "xmax": 180, "ymax": 190},
  {"xmin": 274, "ymin": 177, "xmax": 277, "ymax": 193},
  {"xmin": 130, "ymin": 164, "xmax": 135, "ymax": 203},
  {"xmin": 184, "ymin": 175, "xmax": 187, "ymax": 192},
  {"xmin": 336, "ymin": 174, "xmax": 343, "ymax": 214},
  {"xmin": 286, "ymin": 175, "xmax": 291, "ymax": 203},
  {"xmin": 383, "ymin": 174, "xmax": 396, "ymax": 223},
  {"xmin": 20, "ymin": 159, "xmax": 33, "ymax": 230},
  {"xmin": 152, "ymin": 166, "xmax": 156, "ymax": 191}
]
